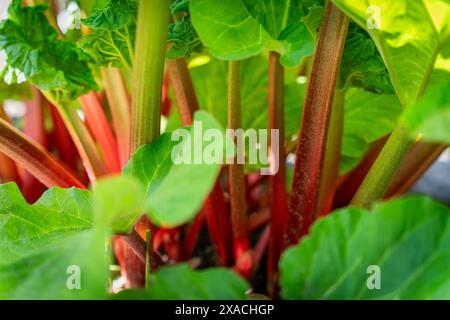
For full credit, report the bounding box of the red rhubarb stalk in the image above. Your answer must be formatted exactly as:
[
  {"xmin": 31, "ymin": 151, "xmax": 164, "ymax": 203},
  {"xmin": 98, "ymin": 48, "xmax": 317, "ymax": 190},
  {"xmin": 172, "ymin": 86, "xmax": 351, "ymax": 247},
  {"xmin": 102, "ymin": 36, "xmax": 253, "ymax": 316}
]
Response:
[
  {"xmin": 285, "ymin": 1, "xmax": 349, "ymax": 248},
  {"xmin": 0, "ymin": 117, "xmax": 86, "ymax": 189},
  {"xmin": 79, "ymin": 92, "xmax": 121, "ymax": 173},
  {"xmin": 101, "ymin": 68, "xmax": 131, "ymax": 168},
  {"xmin": 0, "ymin": 104, "xmax": 20, "ymax": 184},
  {"xmin": 228, "ymin": 60, "xmax": 250, "ymax": 264},
  {"xmin": 22, "ymin": 88, "xmax": 48, "ymax": 202},
  {"xmin": 267, "ymin": 51, "xmax": 288, "ymax": 287},
  {"xmin": 317, "ymin": 89, "xmax": 345, "ymax": 216}
]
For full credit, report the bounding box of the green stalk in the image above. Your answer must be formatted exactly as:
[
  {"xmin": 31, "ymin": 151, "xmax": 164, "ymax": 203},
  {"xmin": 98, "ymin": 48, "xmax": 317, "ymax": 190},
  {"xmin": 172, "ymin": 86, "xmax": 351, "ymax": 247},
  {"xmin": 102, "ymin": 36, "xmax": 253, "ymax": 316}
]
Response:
[
  {"xmin": 130, "ymin": 0, "xmax": 170, "ymax": 153},
  {"xmin": 351, "ymin": 124, "xmax": 414, "ymax": 208}
]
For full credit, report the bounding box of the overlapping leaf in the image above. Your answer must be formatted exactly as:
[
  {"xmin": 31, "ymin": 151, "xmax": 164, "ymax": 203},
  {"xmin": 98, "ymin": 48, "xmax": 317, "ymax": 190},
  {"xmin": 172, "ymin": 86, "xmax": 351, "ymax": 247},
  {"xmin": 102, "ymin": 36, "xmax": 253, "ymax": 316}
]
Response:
[
  {"xmin": 280, "ymin": 195, "xmax": 450, "ymax": 299},
  {"xmin": 190, "ymin": 0, "xmax": 315, "ymax": 67},
  {"xmin": 124, "ymin": 111, "xmax": 228, "ymax": 227}
]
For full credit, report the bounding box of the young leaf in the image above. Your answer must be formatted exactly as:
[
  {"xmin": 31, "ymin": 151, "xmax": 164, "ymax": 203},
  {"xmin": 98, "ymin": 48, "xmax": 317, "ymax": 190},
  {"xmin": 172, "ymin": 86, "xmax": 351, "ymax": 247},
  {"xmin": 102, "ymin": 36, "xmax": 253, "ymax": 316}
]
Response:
[
  {"xmin": 0, "ymin": 183, "xmax": 108, "ymax": 299},
  {"xmin": 0, "ymin": 0, "xmax": 97, "ymax": 100},
  {"xmin": 167, "ymin": 15, "xmax": 203, "ymax": 59},
  {"xmin": 190, "ymin": 0, "xmax": 315, "ymax": 67},
  {"xmin": 115, "ymin": 264, "xmax": 249, "ymax": 299},
  {"xmin": 280, "ymin": 195, "xmax": 450, "ymax": 299},
  {"xmin": 79, "ymin": 0, "xmax": 137, "ymax": 68},
  {"xmin": 340, "ymin": 23, "xmax": 394, "ymax": 94},
  {"xmin": 124, "ymin": 111, "xmax": 227, "ymax": 228}
]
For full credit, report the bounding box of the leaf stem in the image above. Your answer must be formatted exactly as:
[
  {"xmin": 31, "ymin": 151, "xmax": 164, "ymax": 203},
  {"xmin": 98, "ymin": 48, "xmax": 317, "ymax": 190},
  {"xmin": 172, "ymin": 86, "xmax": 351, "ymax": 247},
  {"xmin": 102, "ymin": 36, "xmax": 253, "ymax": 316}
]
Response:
[
  {"xmin": 166, "ymin": 58, "xmax": 200, "ymax": 125},
  {"xmin": 284, "ymin": 1, "xmax": 349, "ymax": 248},
  {"xmin": 79, "ymin": 92, "xmax": 121, "ymax": 173},
  {"xmin": 101, "ymin": 68, "xmax": 131, "ymax": 168},
  {"xmin": 130, "ymin": 0, "xmax": 170, "ymax": 153},
  {"xmin": 351, "ymin": 124, "xmax": 414, "ymax": 207},
  {"xmin": 317, "ymin": 88, "xmax": 345, "ymax": 216},
  {"xmin": 228, "ymin": 60, "xmax": 249, "ymax": 260},
  {"xmin": 385, "ymin": 142, "xmax": 447, "ymax": 198},
  {"xmin": 0, "ymin": 117, "xmax": 86, "ymax": 189},
  {"xmin": 267, "ymin": 51, "xmax": 287, "ymax": 288},
  {"xmin": 45, "ymin": 92, "xmax": 109, "ymax": 184},
  {"xmin": 0, "ymin": 104, "xmax": 20, "ymax": 184}
]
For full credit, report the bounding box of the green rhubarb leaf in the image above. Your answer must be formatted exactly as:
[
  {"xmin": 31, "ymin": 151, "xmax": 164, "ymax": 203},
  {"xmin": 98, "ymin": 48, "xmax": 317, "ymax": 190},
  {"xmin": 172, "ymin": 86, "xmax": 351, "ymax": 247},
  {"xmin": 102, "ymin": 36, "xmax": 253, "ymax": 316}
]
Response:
[
  {"xmin": 82, "ymin": 0, "xmax": 137, "ymax": 30},
  {"xmin": 124, "ymin": 111, "xmax": 227, "ymax": 227},
  {"xmin": 172, "ymin": 0, "xmax": 190, "ymax": 14},
  {"xmin": 0, "ymin": 183, "xmax": 108, "ymax": 299},
  {"xmin": 93, "ymin": 175, "xmax": 146, "ymax": 233},
  {"xmin": 190, "ymin": 0, "xmax": 315, "ymax": 67},
  {"xmin": 280, "ymin": 195, "xmax": 450, "ymax": 299},
  {"xmin": 167, "ymin": 15, "xmax": 203, "ymax": 59},
  {"xmin": 167, "ymin": 0, "xmax": 203, "ymax": 59},
  {"xmin": 340, "ymin": 88, "xmax": 403, "ymax": 174},
  {"xmin": 402, "ymin": 80, "xmax": 450, "ymax": 144},
  {"xmin": 115, "ymin": 264, "xmax": 249, "ymax": 299},
  {"xmin": 331, "ymin": 0, "xmax": 441, "ymax": 106},
  {"xmin": 79, "ymin": 0, "xmax": 137, "ymax": 68},
  {"xmin": 340, "ymin": 23, "xmax": 394, "ymax": 94},
  {"xmin": 300, "ymin": 0, "xmax": 325, "ymax": 34},
  {"xmin": 0, "ymin": 0, "xmax": 97, "ymax": 100}
]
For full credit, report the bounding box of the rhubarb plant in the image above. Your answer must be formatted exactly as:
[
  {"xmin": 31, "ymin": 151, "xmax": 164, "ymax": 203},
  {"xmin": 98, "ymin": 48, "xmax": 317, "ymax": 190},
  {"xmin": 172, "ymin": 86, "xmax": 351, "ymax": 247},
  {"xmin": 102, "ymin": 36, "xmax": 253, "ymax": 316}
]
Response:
[{"xmin": 0, "ymin": 0, "xmax": 450, "ymax": 301}]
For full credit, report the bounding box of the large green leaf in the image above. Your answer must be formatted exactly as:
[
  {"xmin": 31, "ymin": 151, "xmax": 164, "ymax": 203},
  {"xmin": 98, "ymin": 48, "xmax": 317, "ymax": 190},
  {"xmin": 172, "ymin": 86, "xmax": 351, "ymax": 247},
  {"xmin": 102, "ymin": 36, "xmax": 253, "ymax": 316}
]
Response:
[
  {"xmin": 280, "ymin": 195, "xmax": 450, "ymax": 299},
  {"xmin": 115, "ymin": 264, "xmax": 249, "ymax": 299},
  {"xmin": 124, "ymin": 111, "xmax": 226, "ymax": 227},
  {"xmin": 340, "ymin": 88, "xmax": 403, "ymax": 174},
  {"xmin": 332, "ymin": 0, "xmax": 440, "ymax": 106},
  {"xmin": 190, "ymin": 0, "xmax": 315, "ymax": 67},
  {"xmin": 402, "ymin": 81, "xmax": 450, "ymax": 143},
  {"xmin": 93, "ymin": 175, "xmax": 146, "ymax": 233},
  {"xmin": 0, "ymin": 0, "xmax": 97, "ymax": 100},
  {"xmin": 0, "ymin": 183, "xmax": 108, "ymax": 299}
]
